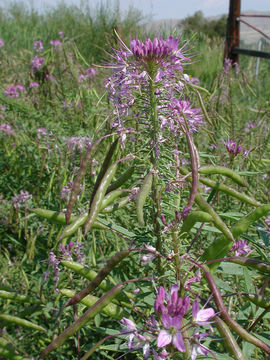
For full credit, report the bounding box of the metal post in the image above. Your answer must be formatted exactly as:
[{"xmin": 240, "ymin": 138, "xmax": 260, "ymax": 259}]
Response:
[
  {"xmin": 255, "ymin": 39, "xmax": 262, "ymax": 79},
  {"xmin": 224, "ymin": 0, "xmax": 241, "ymax": 63}
]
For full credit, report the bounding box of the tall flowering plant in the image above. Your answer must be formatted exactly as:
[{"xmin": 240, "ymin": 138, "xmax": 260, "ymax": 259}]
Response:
[{"xmin": 37, "ymin": 34, "xmax": 270, "ymax": 360}]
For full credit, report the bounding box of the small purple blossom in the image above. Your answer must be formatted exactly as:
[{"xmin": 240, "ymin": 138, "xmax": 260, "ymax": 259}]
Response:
[
  {"xmin": 157, "ymin": 314, "xmax": 185, "ymax": 352},
  {"xmin": 60, "ymin": 180, "xmax": 83, "ymax": 202},
  {"xmin": 223, "ymin": 139, "xmax": 242, "ymax": 157},
  {"xmin": 0, "ymin": 38, "xmax": 4, "ymax": 48},
  {"xmin": 230, "ymin": 240, "xmax": 251, "ymax": 256},
  {"xmin": 58, "ymin": 31, "xmax": 65, "ymax": 39},
  {"xmin": 59, "ymin": 241, "xmax": 85, "ymax": 263},
  {"xmin": 33, "ymin": 40, "xmax": 43, "ymax": 52},
  {"xmin": 31, "ymin": 56, "xmax": 45, "ymax": 71},
  {"xmin": 29, "ymin": 81, "xmax": 40, "ymax": 89},
  {"xmin": 85, "ymin": 67, "xmax": 96, "ymax": 77},
  {"xmin": 3, "ymin": 85, "xmax": 25, "ymax": 98},
  {"xmin": 192, "ymin": 299, "xmax": 215, "ymax": 326},
  {"xmin": 0, "ymin": 123, "xmax": 14, "ymax": 136},
  {"xmin": 66, "ymin": 136, "xmax": 92, "ymax": 151},
  {"xmin": 49, "ymin": 40, "xmax": 61, "ymax": 49},
  {"xmin": 12, "ymin": 190, "xmax": 32, "ymax": 209}
]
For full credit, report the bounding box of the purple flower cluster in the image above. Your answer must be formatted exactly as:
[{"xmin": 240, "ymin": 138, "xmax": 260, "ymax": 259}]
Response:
[
  {"xmin": 0, "ymin": 123, "xmax": 14, "ymax": 136},
  {"xmin": 230, "ymin": 240, "xmax": 251, "ymax": 256},
  {"xmin": 31, "ymin": 56, "xmax": 45, "ymax": 71},
  {"xmin": 33, "ymin": 40, "xmax": 43, "ymax": 53},
  {"xmin": 120, "ymin": 283, "xmax": 215, "ymax": 359},
  {"xmin": 59, "ymin": 241, "xmax": 85, "ymax": 263},
  {"xmin": 0, "ymin": 38, "xmax": 4, "ymax": 48},
  {"xmin": 49, "ymin": 40, "xmax": 61, "ymax": 50},
  {"xmin": 29, "ymin": 81, "xmax": 40, "ymax": 89},
  {"xmin": 223, "ymin": 139, "xmax": 250, "ymax": 158},
  {"xmin": 12, "ymin": 190, "xmax": 32, "ymax": 209},
  {"xmin": 47, "ymin": 252, "xmax": 60, "ymax": 286},
  {"xmin": 66, "ymin": 136, "xmax": 92, "ymax": 151},
  {"xmin": 3, "ymin": 84, "xmax": 25, "ymax": 98},
  {"xmin": 105, "ymin": 35, "xmax": 203, "ymax": 146},
  {"xmin": 60, "ymin": 180, "xmax": 83, "ymax": 201},
  {"xmin": 78, "ymin": 67, "xmax": 96, "ymax": 82}
]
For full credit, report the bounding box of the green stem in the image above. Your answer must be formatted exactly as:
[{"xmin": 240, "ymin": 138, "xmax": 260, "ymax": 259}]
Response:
[{"xmin": 148, "ymin": 68, "xmax": 162, "ymax": 276}]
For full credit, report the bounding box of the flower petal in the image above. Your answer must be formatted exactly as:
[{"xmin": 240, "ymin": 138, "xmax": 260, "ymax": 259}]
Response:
[
  {"xmin": 173, "ymin": 332, "xmax": 185, "ymax": 352},
  {"xmin": 157, "ymin": 330, "xmax": 172, "ymax": 348}
]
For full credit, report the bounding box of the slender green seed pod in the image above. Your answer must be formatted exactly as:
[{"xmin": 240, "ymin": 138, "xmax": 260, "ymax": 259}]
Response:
[
  {"xmin": 203, "ymin": 205, "xmax": 270, "ymax": 271},
  {"xmin": 0, "ymin": 346, "xmax": 29, "ymax": 360},
  {"xmin": 0, "ymin": 314, "xmax": 46, "ymax": 333},
  {"xmin": 106, "ymin": 166, "xmax": 135, "ymax": 194},
  {"xmin": 199, "ymin": 166, "xmax": 248, "ymax": 187},
  {"xmin": 90, "ymin": 138, "xmax": 119, "ymax": 206},
  {"xmin": 38, "ymin": 284, "xmax": 124, "ymax": 359},
  {"xmin": 180, "ymin": 211, "xmax": 213, "ymax": 236},
  {"xmin": 99, "ymin": 190, "xmax": 126, "ymax": 211},
  {"xmin": 243, "ymin": 293, "xmax": 270, "ymax": 309},
  {"xmin": 67, "ymin": 250, "xmax": 130, "ymax": 306},
  {"xmin": 59, "ymin": 213, "xmax": 107, "ymax": 241},
  {"xmin": 195, "ymin": 193, "xmax": 234, "ymax": 243},
  {"xmin": 65, "ymin": 136, "xmax": 106, "ymax": 224},
  {"xmin": 61, "ymin": 261, "xmax": 111, "ymax": 291},
  {"xmin": 60, "ymin": 289, "xmax": 127, "ymax": 319},
  {"xmin": 31, "ymin": 208, "xmax": 70, "ymax": 224},
  {"xmin": 84, "ymin": 162, "xmax": 118, "ymax": 235},
  {"xmin": 215, "ymin": 317, "xmax": 247, "ymax": 360},
  {"xmin": 199, "ymin": 177, "xmax": 261, "ymax": 207},
  {"xmin": 136, "ymin": 172, "xmax": 153, "ymax": 226},
  {"xmin": 61, "ymin": 260, "xmax": 134, "ymax": 303},
  {"xmin": 232, "ymin": 204, "xmax": 270, "ymax": 238},
  {"xmin": 102, "ymin": 196, "xmax": 130, "ymax": 213},
  {"xmin": 0, "ymin": 291, "xmax": 41, "ymax": 304},
  {"xmin": 226, "ymin": 257, "xmax": 270, "ymax": 275}
]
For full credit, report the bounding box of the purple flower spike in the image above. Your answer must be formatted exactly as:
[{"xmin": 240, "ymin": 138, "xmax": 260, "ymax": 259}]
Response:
[{"xmin": 223, "ymin": 139, "xmax": 242, "ymax": 157}]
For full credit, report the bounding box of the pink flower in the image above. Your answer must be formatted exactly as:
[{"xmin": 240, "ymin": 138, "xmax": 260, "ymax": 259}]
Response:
[
  {"xmin": 0, "ymin": 38, "xmax": 4, "ymax": 47},
  {"xmin": 157, "ymin": 314, "xmax": 185, "ymax": 352},
  {"xmin": 192, "ymin": 300, "xmax": 215, "ymax": 326},
  {"xmin": 223, "ymin": 139, "xmax": 242, "ymax": 157},
  {"xmin": 231, "ymin": 240, "xmax": 251, "ymax": 256},
  {"xmin": 191, "ymin": 332, "xmax": 211, "ymax": 360},
  {"xmin": 31, "ymin": 56, "xmax": 44, "ymax": 71},
  {"xmin": 0, "ymin": 123, "xmax": 14, "ymax": 135},
  {"xmin": 29, "ymin": 82, "xmax": 40, "ymax": 88},
  {"xmin": 49, "ymin": 40, "xmax": 61, "ymax": 49},
  {"xmin": 33, "ymin": 40, "xmax": 43, "ymax": 52}
]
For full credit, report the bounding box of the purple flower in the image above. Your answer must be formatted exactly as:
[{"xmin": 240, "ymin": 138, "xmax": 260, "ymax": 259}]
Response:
[
  {"xmin": 33, "ymin": 40, "xmax": 43, "ymax": 52},
  {"xmin": 49, "ymin": 40, "xmax": 61, "ymax": 49},
  {"xmin": 0, "ymin": 38, "xmax": 4, "ymax": 48},
  {"xmin": 152, "ymin": 349, "xmax": 168, "ymax": 360},
  {"xmin": 58, "ymin": 31, "xmax": 65, "ymax": 39},
  {"xmin": 0, "ymin": 123, "xmax": 14, "ymax": 136},
  {"xmin": 3, "ymin": 85, "xmax": 25, "ymax": 98},
  {"xmin": 12, "ymin": 190, "xmax": 32, "ymax": 209},
  {"xmin": 154, "ymin": 284, "xmax": 190, "ymax": 318},
  {"xmin": 85, "ymin": 67, "xmax": 96, "ymax": 77},
  {"xmin": 223, "ymin": 139, "xmax": 242, "ymax": 157},
  {"xmin": 29, "ymin": 82, "xmax": 40, "ymax": 88},
  {"xmin": 31, "ymin": 56, "xmax": 44, "ymax": 71},
  {"xmin": 157, "ymin": 314, "xmax": 185, "ymax": 352},
  {"xmin": 191, "ymin": 332, "xmax": 212, "ymax": 360},
  {"xmin": 231, "ymin": 240, "xmax": 251, "ymax": 256},
  {"xmin": 192, "ymin": 299, "xmax": 215, "ymax": 326},
  {"xmin": 66, "ymin": 136, "xmax": 92, "ymax": 151}
]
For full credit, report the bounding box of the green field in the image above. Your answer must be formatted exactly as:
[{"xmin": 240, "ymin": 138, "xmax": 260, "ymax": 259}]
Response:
[{"xmin": 0, "ymin": 2, "xmax": 270, "ymax": 359}]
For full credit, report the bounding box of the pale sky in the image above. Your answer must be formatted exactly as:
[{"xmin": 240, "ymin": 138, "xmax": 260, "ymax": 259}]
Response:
[{"xmin": 0, "ymin": 0, "xmax": 269, "ymax": 20}]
